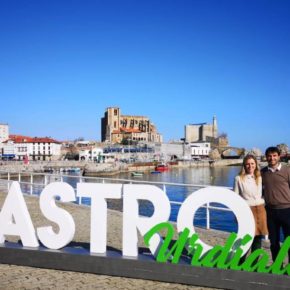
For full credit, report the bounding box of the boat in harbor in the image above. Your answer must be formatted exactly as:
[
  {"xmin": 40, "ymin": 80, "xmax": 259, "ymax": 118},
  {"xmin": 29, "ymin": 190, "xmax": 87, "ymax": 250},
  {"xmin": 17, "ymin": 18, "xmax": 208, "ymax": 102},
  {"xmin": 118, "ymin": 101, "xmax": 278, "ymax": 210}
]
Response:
[
  {"xmin": 155, "ymin": 163, "xmax": 169, "ymax": 172},
  {"xmin": 150, "ymin": 170, "xmax": 161, "ymax": 174},
  {"xmin": 131, "ymin": 171, "xmax": 144, "ymax": 177},
  {"xmin": 60, "ymin": 167, "xmax": 81, "ymax": 173}
]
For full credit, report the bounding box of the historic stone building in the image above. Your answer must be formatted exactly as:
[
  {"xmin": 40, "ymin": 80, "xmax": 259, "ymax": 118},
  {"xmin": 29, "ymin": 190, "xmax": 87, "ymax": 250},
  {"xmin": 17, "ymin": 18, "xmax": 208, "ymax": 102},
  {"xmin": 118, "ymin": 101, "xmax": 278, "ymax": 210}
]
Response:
[
  {"xmin": 101, "ymin": 107, "xmax": 162, "ymax": 143},
  {"xmin": 185, "ymin": 116, "xmax": 218, "ymax": 143}
]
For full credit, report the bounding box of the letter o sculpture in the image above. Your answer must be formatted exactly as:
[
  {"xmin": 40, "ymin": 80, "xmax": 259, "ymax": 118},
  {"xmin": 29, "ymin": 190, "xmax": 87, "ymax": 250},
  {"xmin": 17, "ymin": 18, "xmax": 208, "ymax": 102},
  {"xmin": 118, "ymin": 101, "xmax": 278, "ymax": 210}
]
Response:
[{"xmin": 177, "ymin": 186, "xmax": 255, "ymax": 255}]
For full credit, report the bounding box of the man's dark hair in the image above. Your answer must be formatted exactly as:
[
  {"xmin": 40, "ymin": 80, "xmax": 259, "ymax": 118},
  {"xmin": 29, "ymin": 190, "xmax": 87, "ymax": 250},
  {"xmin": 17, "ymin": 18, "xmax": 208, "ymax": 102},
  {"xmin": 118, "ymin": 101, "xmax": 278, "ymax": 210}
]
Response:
[{"xmin": 265, "ymin": 146, "xmax": 280, "ymax": 156}]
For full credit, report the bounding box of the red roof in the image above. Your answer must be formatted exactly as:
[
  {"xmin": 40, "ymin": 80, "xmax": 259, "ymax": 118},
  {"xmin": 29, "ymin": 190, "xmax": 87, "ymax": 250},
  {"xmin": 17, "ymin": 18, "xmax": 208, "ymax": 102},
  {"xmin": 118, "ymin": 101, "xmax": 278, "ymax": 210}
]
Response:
[
  {"xmin": 112, "ymin": 127, "xmax": 142, "ymax": 134},
  {"xmin": 7, "ymin": 135, "xmax": 60, "ymax": 144}
]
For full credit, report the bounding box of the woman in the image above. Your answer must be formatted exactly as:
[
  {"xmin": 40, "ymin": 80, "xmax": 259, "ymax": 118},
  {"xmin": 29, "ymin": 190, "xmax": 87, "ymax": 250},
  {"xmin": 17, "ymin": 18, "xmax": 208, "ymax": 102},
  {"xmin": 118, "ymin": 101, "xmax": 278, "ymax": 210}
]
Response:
[{"xmin": 234, "ymin": 154, "xmax": 268, "ymax": 256}]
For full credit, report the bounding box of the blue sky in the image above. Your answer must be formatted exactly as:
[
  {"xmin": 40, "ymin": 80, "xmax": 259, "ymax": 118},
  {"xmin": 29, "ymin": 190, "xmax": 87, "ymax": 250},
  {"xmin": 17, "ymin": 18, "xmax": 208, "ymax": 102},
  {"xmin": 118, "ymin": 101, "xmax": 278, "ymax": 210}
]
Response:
[{"xmin": 0, "ymin": 0, "xmax": 289, "ymax": 151}]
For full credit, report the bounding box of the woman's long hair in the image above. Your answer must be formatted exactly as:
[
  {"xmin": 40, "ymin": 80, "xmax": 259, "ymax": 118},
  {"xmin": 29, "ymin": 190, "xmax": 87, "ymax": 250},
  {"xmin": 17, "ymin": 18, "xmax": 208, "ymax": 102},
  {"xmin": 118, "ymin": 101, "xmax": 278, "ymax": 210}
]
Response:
[{"xmin": 239, "ymin": 154, "xmax": 261, "ymax": 185}]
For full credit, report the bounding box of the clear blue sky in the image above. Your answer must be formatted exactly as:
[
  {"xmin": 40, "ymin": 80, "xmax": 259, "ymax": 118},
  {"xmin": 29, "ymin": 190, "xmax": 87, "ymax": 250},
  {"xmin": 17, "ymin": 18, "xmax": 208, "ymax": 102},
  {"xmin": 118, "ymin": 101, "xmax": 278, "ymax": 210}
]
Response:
[{"xmin": 0, "ymin": 0, "xmax": 289, "ymax": 151}]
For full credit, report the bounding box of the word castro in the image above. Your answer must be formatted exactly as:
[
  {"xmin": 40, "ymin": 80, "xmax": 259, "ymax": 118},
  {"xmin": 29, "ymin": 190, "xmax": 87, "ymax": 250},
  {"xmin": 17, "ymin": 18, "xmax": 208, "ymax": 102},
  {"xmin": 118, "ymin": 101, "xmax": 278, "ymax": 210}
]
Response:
[
  {"xmin": 144, "ymin": 222, "xmax": 290, "ymax": 275},
  {"xmin": 0, "ymin": 182, "xmax": 255, "ymax": 258}
]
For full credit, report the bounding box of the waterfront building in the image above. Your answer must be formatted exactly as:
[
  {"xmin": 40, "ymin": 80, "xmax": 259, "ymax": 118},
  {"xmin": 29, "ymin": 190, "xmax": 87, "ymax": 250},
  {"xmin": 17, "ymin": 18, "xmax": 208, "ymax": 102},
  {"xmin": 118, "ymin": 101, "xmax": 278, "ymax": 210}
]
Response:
[
  {"xmin": 79, "ymin": 147, "xmax": 103, "ymax": 162},
  {"xmin": 101, "ymin": 107, "xmax": 162, "ymax": 144},
  {"xmin": 185, "ymin": 116, "xmax": 218, "ymax": 143},
  {"xmin": 0, "ymin": 123, "xmax": 9, "ymax": 143},
  {"xmin": 1, "ymin": 139, "xmax": 15, "ymax": 160},
  {"xmin": 154, "ymin": 142, "xmax": 192, "ymax": 161},
  {"xmin": 185, "ymin": 116, "xmax": 229, "ymax": 150},
  {"xmin": 2, "ymin": 135, "xmax": 61, "ymax": 161},
  {"xmin": 190, "ymin": 142, "xmax": 211, "ymax": 159}
]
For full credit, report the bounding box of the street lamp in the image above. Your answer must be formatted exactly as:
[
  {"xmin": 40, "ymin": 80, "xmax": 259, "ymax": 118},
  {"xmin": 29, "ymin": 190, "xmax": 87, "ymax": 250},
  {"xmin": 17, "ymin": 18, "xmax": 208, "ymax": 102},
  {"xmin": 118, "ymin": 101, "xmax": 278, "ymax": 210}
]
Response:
[
  {"xmin": 128, "ymin": 138, "xmax": 130, "ymax": 163},
  {"xmin": 127, "ymin": 138, "xmax": 131, "ymax": 163},
  {"xmin": 180, "ymin": 138, "xmax": 185, "ymax": 158}
]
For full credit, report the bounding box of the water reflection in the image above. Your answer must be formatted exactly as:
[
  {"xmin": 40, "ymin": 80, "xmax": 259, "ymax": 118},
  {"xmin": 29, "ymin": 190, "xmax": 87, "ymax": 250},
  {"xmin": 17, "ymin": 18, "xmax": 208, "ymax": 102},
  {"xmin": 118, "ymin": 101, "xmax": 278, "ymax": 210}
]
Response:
[
  {"xmin": 117, "ymin": 166, "xmax": 240, "ymax": 187},
  {"xmin": 117, "ymin": 166, "xmax": 241, "ymax": 232}
]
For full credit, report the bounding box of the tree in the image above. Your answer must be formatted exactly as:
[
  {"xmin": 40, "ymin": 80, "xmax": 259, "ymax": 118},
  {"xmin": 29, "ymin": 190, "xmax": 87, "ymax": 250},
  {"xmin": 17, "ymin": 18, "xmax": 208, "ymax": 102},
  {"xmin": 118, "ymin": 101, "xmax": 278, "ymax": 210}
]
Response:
[
  {"xmin": 277, "ymin": 143, "xmax": 289, "ymax": 155},
  {"xmin": 74, "ymin": 137, "xmax": 85, "ymax": 142},
  {"xmin": 209, "ymin": 149, "xmax": 221, "ymax": 160},
  {"xmin": 63, "ymin": 144, "xmax": 79, "ymax": 160},
  {"xmin": 218, "ymin": 132, "xmax": 228, "ymax": 138},
  {"xmin": 121, "ymin": 137, "xmax": 138, "ymax": 146},
  {"xmin": 247, "ymin": 148, "xmax": 262, "ymax": 157}
]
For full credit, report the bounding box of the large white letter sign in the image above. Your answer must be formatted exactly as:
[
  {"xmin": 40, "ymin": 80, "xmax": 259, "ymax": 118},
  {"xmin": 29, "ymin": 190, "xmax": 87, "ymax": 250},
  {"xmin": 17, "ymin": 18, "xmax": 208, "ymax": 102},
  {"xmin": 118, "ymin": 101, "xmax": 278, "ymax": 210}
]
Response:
[
  {"xmin": 177, "ymin": 187, "xmax": 255, "ymax": 255},
  {"xmin": 77, "ymin": 183, "xmax": 122, "ymax": 254},
  {"xmin": 0, "ymin": 182, "xmax": 39, "ymax": 247},
  {"xmin": 37, "ymin": 182, "xmax": 76, "ymax": 249},
  {"xmin": 123, "ymin": 184, "xmax": 171, "ymax": 257}
]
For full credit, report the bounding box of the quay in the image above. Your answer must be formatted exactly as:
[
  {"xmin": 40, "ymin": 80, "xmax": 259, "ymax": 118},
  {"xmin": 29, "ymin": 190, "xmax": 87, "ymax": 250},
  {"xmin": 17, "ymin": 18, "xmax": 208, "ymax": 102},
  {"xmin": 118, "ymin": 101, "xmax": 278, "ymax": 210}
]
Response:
[{"xmin": 0, "ymin": 158, "xmax": 243, "ymax": 177}]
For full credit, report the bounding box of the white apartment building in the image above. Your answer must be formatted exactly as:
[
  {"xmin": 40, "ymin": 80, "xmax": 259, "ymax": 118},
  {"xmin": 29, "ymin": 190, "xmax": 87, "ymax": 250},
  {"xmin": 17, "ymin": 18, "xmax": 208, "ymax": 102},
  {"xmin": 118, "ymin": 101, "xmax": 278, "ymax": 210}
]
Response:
[
  {"xmin": 1, "ymin": 140, "xmax": 15, "ymax": 159},
  {"xmin": 79, "ymin": 147, "xmax": 103, "ymax": 162},
  {"xmin": 0, "ymin": 123, "xmax": 9, "ymax": 143},
  {"xmin": 2, "ymin": 135, "xmax": 61, "ymax": 161},
  {"xmin": 190, "ymin": 142, "xmax": 211, "ymax": 159}
]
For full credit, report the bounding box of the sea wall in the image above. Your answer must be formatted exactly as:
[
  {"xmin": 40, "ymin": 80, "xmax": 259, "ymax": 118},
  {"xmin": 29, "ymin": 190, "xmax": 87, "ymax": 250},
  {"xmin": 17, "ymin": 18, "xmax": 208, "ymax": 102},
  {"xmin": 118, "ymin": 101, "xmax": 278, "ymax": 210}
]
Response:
[{"xmin": 0, "ymin": 159, "xmax": 244, "ymax": 176}]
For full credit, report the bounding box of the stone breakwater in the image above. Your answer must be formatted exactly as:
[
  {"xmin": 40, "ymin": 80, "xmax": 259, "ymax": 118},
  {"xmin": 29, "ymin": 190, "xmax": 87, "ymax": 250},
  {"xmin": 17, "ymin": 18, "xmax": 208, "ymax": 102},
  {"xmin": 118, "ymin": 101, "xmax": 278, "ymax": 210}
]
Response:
[{"xmin": 0, "ymin": 190, "xmax": 230, "ymax": 290}]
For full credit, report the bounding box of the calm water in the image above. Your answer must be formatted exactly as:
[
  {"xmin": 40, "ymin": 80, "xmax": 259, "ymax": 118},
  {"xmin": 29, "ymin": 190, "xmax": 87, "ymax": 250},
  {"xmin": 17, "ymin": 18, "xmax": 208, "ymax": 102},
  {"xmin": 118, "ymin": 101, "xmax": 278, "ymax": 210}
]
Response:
[
  {"xmin": 19, "ymin": 166, "xmax": 241, "ymax": 233},
  {"xmin": 113, "ymin": 166, "xmax": 241, "ymax": 233}
]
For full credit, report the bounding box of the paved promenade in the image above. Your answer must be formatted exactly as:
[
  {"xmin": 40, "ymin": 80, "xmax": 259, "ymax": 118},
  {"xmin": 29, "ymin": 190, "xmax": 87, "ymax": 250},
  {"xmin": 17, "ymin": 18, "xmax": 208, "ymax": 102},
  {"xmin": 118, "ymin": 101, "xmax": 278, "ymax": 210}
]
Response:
[{"xmin": 0, "ymin": 189, "xmax": 230, "ymax": 290}]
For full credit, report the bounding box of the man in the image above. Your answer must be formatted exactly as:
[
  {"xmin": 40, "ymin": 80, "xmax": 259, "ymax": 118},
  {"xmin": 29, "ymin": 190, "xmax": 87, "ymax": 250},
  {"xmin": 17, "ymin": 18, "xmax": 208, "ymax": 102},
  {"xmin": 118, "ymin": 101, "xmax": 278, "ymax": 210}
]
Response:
[{"xmin": 261, "ymin": 146, "xmax": 290, "ymax": 263}]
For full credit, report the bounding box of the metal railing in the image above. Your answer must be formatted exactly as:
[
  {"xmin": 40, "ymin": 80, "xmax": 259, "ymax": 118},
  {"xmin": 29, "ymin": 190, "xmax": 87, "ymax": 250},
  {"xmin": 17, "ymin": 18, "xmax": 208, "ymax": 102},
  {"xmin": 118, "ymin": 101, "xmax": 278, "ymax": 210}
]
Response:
[{"xmin": 0, "ymin": 170, "xmax": 235, "ymax": 232}]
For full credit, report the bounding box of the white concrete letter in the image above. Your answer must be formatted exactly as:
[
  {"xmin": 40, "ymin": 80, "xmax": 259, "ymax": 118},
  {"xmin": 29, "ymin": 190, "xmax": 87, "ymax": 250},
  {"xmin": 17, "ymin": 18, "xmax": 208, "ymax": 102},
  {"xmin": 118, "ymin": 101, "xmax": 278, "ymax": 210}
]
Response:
[
  {"xmin": 37, "ymin": 182, "xmax": 76, "ymax": 249},
  {"xmin": 123, "ymin": 184, "xmax": 170, "ymax": 257},
  {"xmin": 77, "ymin": 183, "xmax": 122, "ymax": 254},
  {"xmin": 177, "ymin": 186, "xmax": 255, "ymax": 255},
  {"xmin": 0, "ymin": 182, "xmax": 39, "ymax": 247}
]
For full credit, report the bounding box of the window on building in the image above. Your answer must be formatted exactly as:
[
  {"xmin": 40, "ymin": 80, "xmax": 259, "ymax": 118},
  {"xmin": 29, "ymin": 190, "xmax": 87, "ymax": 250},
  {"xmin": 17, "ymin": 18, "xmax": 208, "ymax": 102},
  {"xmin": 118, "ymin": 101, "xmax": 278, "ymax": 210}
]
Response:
[
  {"xmin": 114, "ymin": 121, "xmax": 117, "ymax": 128},
  {"xmin": 114, "ymin": 109, "xmax": 118, "ymax": 116}
]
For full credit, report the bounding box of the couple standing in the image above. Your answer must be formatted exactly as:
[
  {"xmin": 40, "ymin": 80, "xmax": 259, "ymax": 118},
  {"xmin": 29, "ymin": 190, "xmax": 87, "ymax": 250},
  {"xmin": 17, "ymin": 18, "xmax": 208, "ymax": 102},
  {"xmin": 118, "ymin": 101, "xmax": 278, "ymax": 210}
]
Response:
[{"xmin": 234, "ymin": 146, "xmax": 290, "ymax": 263}]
